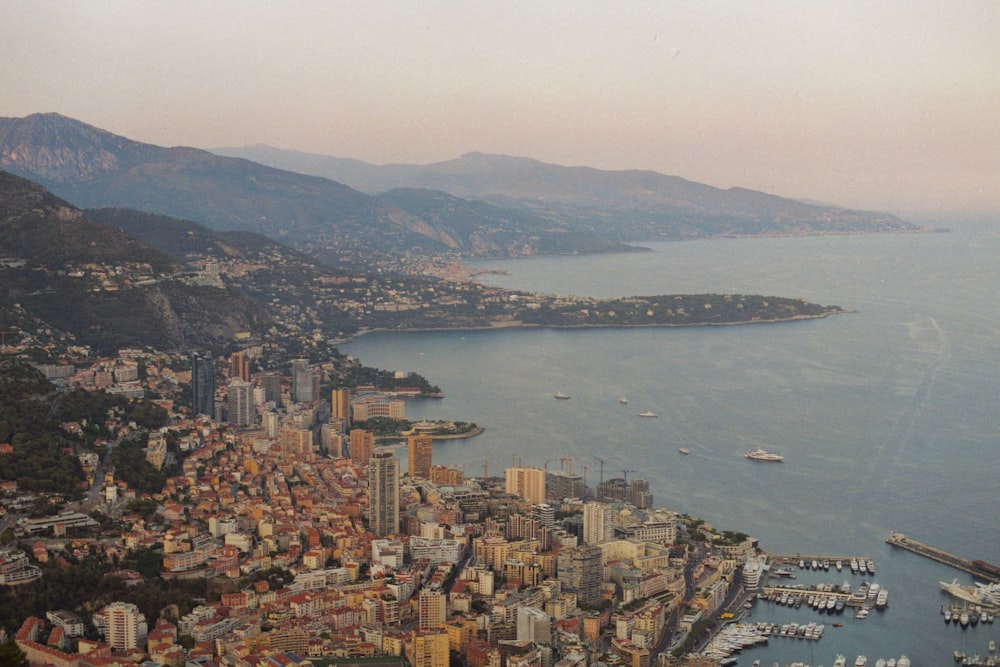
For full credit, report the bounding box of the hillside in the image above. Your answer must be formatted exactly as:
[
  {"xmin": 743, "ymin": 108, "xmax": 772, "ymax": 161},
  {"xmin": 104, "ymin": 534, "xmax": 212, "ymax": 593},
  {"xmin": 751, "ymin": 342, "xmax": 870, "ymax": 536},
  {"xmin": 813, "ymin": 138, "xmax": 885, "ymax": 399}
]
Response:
[
  {"xmin": 214, "ymin": 146, "xmax": 929, "ymax": 241},
  {"xmin": 0, "ymin": 113, "xmax": 634, "ymax": 270},
  {"xmin": 0, "ymin": 171, "xmax": 271, "ymax": 356}
]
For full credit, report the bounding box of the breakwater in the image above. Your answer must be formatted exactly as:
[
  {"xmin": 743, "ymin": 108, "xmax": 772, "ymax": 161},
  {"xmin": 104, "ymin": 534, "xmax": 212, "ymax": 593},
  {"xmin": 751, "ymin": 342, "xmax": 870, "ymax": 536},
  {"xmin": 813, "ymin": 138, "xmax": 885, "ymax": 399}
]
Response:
[{"xmin": 886, "ymin": 532, "xmax": 1000, "ymax": 583}]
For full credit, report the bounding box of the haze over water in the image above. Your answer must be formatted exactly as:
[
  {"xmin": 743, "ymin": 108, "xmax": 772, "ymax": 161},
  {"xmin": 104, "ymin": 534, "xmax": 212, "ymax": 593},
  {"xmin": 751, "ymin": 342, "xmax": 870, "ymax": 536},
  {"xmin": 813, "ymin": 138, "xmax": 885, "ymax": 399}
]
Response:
[{"xmin": 343, "ymin": 219, "xmax": 1000, "ymax": 663}]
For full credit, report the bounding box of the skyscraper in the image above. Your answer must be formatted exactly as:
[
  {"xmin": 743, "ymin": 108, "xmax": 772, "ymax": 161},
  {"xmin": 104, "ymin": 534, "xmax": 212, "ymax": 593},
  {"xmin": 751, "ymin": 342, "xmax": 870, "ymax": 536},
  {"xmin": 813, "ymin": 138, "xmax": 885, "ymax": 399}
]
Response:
[
  {"xmin": 349, "ymin": 429, "xmax": 374, "ymax": 466},
  {"xmin": 229, "ymin": 351, "xmax": 250, "ymax": 381},
  {"xmin": 331, "ymin": 387, "xmax": 352, "ymax": 429},
  {"xmin": 103, "ymin": 601, "xmax": 147, "ymax": 650},
  {"xmin": 408, "ymin": 434, "xmax": 433, "ymax": 479},
  {"xmin": 505, "ymin": 467, "xmax": 546, "ymax": 505},
  {"xmin": 262, "ymin": 371, "xmax": 281, "ymax": 405},
  {"xmin": 418, "ymin": 589, "xmax": 447, "ymax": 630},
  {"xmin": 583, "ymin": 501, "xmax": 615, "ymax": 545},
  {"xmin": 291, "ymin": 358, "xmax": 314, "ymax": 403},
  {"xmin": 227, "ymin": 378, "xmax": 254, "ymax": 427},
  {"xmin": 556, "ymin": 544, "xmax": 603, "ymax": 607},
  {"xmin": 369, "ymin": 451, "xmax": 400, "ymax": 537},
  {"xmin": 406, "ymin": 629, "xmax": 449, "ymax": 667},
  {"xmin": 191, "ymin": 352, "xmax": 215, "ymax": 417}
]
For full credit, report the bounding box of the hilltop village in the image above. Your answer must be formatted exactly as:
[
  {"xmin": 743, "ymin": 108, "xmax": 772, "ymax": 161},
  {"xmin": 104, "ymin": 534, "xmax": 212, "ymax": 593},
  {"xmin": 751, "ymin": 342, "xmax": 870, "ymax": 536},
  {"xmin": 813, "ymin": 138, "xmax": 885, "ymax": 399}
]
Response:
[{"xmin": 0, "ymin": 346, "xmax": 763, "ymax": 667}]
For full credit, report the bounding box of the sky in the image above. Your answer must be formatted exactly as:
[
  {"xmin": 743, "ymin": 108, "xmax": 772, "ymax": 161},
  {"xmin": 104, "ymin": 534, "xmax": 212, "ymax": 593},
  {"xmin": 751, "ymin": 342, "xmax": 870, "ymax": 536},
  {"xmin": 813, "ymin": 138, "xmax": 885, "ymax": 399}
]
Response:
[{"xmin": 1, "ymin": 1, "xmax": 998, "ymax": 216}]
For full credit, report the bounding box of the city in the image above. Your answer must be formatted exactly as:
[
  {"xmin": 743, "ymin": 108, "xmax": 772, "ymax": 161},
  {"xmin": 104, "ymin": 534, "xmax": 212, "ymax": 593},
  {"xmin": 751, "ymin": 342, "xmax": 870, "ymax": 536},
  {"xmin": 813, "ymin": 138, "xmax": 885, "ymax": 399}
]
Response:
[{"xmin": 0, "ymin": 346, "xmax": 766, "ymax": 667}]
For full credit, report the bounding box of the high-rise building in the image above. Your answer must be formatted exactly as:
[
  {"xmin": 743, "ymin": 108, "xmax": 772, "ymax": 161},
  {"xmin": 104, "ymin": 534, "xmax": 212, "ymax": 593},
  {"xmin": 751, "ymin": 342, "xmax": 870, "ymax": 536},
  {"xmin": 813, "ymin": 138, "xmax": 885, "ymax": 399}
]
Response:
[
  {"xmin": 262, "ymin": 409, "xmax": 280, "ymax": 438},
  {"xmin": 408, "ymin": 434, "xmax": 433, "ymax": 479},
  {"xmin": 546, "ymin": 470, "xmax": 587, "ymax": 501},
  {"xmin": 627, "ymin": 478, "xmax": 653, "ymax": 509},
  {"xmin": 583, "ymin": 501, "xmax": 615, "ymax": 545},
  {"xmin": 227, "ymin": 379, "xmax": 254, "ymax": 427},
  {"xmin": 531, "ymin": 503, "xmax": 555, "ymax": 528},
  {"xmin": 191, "ymin": 352, "xmax": 215, "ymax": 417},
  {"xmin": 103, "ymin": 601, "xmax": 147, "ymax": 650},
  {"xmin": 556, "ymin": 544, "xmax": 603, "ymax": 607},
  {"xmin": 281, "ymin": 427, "xmax": 314, "ymax": 462},
  {"xmin": 331, "ymin": 388, "xmax": 352, "ymax": 428},
  {"xmin": 291, "ymin": 358, "xmax": 314, "ymax": 403},
  {"xmin": 505, "ymin": 467, "xmax": 546, "ymax": 505},
  {"xmin": 229, "ymin": 351, "xmax": 250, "ymax": 381},
  {"xmin": 349, "ymin": 429, "xmax": 374, "ymax": 466},
  {"xmin": 321, "ymin": 423, "xmax": 343, "ymax": 457},
  {"xmin": 262, "ymin": 372, "xmax": 281, "ymax": 405},
  {"xmin": 418, "ymin": 589, "xmax": 447, "ymax": 630},
  {"xmin": 406, "ymin": 629, "xmax": 449, "ymax": 667},
  {"xmin": 516, "ymin": 606, "xmax": 551, "ymax": 644},
  {"xmin": 369, "ymin": 452, "xmax": 400, "ymax": 537}
]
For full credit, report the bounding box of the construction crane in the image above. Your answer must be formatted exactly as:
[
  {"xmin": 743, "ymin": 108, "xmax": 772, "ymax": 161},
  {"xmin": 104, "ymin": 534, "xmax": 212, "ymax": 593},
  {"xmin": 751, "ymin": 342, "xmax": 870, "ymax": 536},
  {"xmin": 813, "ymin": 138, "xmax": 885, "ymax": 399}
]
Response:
[
  {"xmin": 622, "ymin": 470, "xmax": 637, "ymax": 486},
  {"xmin": 593, "ymin": 456, "xmax": 605, "ymax": 499}
]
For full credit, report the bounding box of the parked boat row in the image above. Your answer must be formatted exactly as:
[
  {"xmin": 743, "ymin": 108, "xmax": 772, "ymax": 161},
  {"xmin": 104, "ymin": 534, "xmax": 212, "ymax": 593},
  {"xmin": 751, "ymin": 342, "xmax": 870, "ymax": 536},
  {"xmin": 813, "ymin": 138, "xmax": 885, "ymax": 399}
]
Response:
[
  {"xmin": 952, "ymin": 650, "xmax": 1000, "ymax": 666},
  {"xmin": 697, "ymin": 622, "xmax": 769, "ymax": 660},
  {"xmin": 942, "ymin": 603, "xmax": 995, "ymax": 626},
  {"xmin": 753, "ymin": 620, "xmax": 827, "ymax": 640}
]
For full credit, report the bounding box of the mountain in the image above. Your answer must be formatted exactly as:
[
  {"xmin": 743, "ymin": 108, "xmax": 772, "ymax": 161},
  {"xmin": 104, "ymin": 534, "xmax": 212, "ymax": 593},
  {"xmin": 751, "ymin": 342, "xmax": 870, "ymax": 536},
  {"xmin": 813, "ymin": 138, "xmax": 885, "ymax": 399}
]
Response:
[
  {"xmin": 213, "ymin": 145, "xmax": 927, "ymax": 241},
  {"xmin": 0, "ymin": 170, "xmax": 271, "ymax": 355},
  {"xmin": 0, "ymin": 113, "xmax": 634, "ymax": 269}
]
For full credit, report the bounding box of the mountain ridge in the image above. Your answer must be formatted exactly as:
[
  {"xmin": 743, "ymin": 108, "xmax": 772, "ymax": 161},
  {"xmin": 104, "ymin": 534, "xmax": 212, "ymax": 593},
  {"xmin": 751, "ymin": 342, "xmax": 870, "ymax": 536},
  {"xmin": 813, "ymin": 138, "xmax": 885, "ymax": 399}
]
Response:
[
  {"xmin": 0, "ymin": 170, "xmax": 272, "ymax": 355},
  {"xmin": 0, "ymin": 113, "xmax": 636, "ymax": 269},
  {"xmin": 213, "ymin": 144, "xmax": 928, "ymax": 241}
]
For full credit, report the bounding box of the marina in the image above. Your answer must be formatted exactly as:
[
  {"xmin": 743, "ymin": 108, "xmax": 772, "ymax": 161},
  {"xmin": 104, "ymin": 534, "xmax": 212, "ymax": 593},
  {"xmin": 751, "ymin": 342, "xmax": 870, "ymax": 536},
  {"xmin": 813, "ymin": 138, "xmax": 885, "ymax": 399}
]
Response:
[{"xmin": 350, "ymin": 224, "xmax": 1000, "ymax": 664}]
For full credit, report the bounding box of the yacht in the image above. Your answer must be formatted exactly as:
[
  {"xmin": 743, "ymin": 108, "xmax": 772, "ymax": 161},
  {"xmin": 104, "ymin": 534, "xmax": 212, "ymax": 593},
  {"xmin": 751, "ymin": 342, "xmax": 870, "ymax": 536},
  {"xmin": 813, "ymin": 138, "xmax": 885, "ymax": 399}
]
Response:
[
  {"xmin": 554, "ymin": 391, "xmax": 571, "ymax": 399},
  {"xmin": 678, "ymin": 447, "xmax": 691, "ymax": 454},
  {"xmin": 834, "ymin": 657, "xmax": 847, "ymax": 667},
  {"xmin": 637, "ymin": 410, "xmax": 658, "ymax": 418},
  {"xmin": 875, "ymin": 588, "xmax": 889, "ymax": 609},
  {"xmin": 855, "ymin": 657, "xmax": 868, "ymax": 667},
  {"xmin": 745, "ymin": 447, "xmax": 785, "ymax": 462},
  {"xmin": 618, "ymin": 396, "xmax": 628, "ymax": 404}
]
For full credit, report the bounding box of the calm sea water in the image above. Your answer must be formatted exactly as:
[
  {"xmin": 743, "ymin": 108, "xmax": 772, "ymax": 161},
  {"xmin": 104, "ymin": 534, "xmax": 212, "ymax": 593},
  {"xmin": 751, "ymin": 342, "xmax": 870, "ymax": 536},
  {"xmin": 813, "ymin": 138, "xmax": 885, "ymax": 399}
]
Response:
[{"xmin": 343, "ymin": 219, "xmax": 1000, "ymax": 665}]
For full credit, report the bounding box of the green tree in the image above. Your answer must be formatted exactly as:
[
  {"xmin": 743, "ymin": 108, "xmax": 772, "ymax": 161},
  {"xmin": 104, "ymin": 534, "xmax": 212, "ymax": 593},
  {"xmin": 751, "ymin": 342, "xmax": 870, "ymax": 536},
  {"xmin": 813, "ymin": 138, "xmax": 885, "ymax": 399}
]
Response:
[{"xmin": 0, "ymin": 638, "xmax": 29, "ymax": 667}]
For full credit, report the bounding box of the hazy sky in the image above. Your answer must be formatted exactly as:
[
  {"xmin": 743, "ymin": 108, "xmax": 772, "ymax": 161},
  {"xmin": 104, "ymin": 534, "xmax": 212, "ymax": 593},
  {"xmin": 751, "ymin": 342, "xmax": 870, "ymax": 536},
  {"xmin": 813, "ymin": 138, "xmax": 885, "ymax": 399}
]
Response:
[{"xmin": 2, "ymin": 1, "xmax": 998, "ymax": 215}]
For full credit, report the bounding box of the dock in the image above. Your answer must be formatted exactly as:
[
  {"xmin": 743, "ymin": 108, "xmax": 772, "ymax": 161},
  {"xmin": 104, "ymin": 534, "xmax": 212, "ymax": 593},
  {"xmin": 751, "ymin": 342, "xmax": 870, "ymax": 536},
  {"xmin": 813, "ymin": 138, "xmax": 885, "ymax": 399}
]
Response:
[{"xmin": 886, "ymin": 532, "xmax": 1000, "ymax": 584}]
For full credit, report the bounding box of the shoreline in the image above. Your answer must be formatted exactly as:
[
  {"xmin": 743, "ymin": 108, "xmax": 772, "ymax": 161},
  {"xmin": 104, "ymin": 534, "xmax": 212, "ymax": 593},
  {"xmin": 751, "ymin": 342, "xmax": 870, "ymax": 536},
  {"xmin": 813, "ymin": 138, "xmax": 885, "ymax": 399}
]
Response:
[{"xmin": 348, "ymin": 309, "xmax": 853, "ymax": 341}]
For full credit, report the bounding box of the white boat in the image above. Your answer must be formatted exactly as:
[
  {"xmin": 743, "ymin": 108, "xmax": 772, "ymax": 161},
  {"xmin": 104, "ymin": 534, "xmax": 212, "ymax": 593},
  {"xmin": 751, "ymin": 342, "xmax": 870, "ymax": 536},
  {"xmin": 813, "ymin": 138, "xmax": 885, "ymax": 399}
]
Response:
[
  {"xmin": 940, "ymin": 578, "xmax": 1000, "ymax": 606},
  {"xmin": 554, "ymin": 391, "xmax": 571, "ymax": 399},
  {"xmin": 745, "ymin": 447, "xmax": 784, "ymax": 462},
  {"xmin": 637, "ymin": 410, "xmax": 658, "ymax": 418},
  {"xmin": 618, "ymin": 396, "xmax": 628, "ymax": 404},
  {"xmin": 678, "ymin": 447, "xmax": 690, "ymax": 454},
  {"xmin": 875, "ymin": 588, "xmax": 888, "ymax": 609},
  {"xmin": 855, "ymin": 657, "xmax": 867, "ymax": 667},
  {"xmin": 834, "ymin": 656, "xmax": 847, "ymax": 667},
  {"xmin": 897, "ymin": 657, "xmax": 910, "ymax": 667}
]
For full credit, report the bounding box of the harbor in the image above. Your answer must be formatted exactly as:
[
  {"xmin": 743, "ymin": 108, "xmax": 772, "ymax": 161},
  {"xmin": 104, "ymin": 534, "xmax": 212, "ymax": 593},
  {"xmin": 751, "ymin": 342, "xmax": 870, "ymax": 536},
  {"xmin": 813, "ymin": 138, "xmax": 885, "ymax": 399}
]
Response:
[{"xmin": 886, "ymin": 532, "xmax": 1000, "ymax": 584}]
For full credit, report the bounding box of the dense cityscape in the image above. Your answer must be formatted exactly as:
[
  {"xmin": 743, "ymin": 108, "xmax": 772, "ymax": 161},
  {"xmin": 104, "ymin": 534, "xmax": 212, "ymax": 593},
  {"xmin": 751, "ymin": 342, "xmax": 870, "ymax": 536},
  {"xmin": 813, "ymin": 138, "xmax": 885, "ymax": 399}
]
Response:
[{"xmin": 0, "ymin": 335, "xmax": 778, "ymax": 667}]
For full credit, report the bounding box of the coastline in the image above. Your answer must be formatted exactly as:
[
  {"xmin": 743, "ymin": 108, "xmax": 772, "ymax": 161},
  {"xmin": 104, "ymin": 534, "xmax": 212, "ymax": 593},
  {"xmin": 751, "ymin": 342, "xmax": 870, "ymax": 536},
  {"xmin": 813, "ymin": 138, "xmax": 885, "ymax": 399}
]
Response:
[{"xmin": 348, "ymin": 308, "xmax": 853, "ymax": 341}]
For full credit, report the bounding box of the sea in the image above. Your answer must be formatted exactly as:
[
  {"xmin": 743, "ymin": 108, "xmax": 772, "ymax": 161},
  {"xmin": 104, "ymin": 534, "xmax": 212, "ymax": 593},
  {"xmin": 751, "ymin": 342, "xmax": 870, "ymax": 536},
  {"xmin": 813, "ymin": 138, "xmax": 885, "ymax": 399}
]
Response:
[{"xmin": 342, "ymin": 217, "xmax": 1000, "ymax": 665}]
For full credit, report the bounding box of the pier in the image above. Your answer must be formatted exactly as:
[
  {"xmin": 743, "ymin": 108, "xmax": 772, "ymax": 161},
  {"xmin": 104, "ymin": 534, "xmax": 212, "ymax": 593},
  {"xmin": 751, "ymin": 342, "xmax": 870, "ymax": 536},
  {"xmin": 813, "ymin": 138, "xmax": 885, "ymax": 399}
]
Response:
[{"xmin": 886, "ymin": 532, "xmax": 1000, "ymax": 584}]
